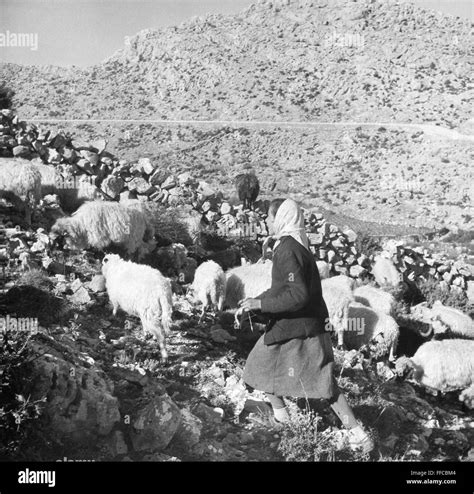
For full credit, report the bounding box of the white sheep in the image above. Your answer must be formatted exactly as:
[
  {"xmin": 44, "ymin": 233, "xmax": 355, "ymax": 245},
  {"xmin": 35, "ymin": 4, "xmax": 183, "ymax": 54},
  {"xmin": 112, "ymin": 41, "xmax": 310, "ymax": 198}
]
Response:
[
  {"xmin": 101, "ymin": 253, "xmax": 173, "ymax": 362},
  {"xmin": 0, "ymin": 157, "xmax": 42, "ymax": 224},
  {"xmin": 224, "ymin": 259, "xmax": 273, "ymax": 309},
  {"xmin": 371, "ymin": 255, "xmax": 401, "ymax": 287},
  {"xmin": 342, "ymin": 301, "xmax": 400, "ymax": 360},
  {"xmin": 410, "ymin": 301, "xmax": 474, "ymax": 339},
  {"xmin": 395, "ymin": 339, "xmax": 474, "ymax": 396},
  {"xmin": 353, "ymin": 284, "xmax": 396, "ymax": 316},
  {"xmin": 50, "ymin": 200, "xmax": 154, "ymax": 258},
  {"xmin": 190, "ymin": 260, "xmax": 226, "ymax": 322},
  {"xmin": 321, "ymin": 275, "xmax": 355, "ymax": 347}
]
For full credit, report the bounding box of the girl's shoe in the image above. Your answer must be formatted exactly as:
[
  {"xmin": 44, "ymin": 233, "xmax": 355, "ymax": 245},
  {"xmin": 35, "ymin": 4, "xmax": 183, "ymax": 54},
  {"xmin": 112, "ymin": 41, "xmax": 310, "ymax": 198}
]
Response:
[{"xmin": 347, "ymin": 425, "xmax": 374, "ymax": 454}]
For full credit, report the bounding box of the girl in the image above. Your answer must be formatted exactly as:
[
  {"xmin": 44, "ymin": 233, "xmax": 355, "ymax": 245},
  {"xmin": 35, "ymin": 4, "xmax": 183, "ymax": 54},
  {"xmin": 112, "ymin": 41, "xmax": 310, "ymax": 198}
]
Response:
[{"xmin": 239, "ymin": 198, "xmax": 374, "ymax": 454}]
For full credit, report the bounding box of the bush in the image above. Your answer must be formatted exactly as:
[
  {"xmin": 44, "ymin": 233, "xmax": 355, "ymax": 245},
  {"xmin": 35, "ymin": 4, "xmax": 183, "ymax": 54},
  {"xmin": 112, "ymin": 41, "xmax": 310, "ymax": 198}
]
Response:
[
  {"xmin": 355, "ymin": 233, "xmax": 382, "ymax": 259},
  {"xmin": 0, "ymin": 83, "xmax": 15, "ymax": 110},
  {"xmin": 416, "ymin": 276, "xmax": 473, "ymax": 314},
  {"xmin": 0, "ymin": 330, "xmax": 45, "ymax": 459},
  {"xmin": 278, "ymin": 405, "xmax": 346, "ymax": 462}
]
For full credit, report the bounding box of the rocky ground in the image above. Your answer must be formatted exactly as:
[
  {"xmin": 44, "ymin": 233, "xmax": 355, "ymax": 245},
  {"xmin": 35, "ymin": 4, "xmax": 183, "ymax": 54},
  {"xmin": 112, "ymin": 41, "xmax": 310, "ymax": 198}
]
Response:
[{"xmin": 1, "ymin": 210, "xmax": 473, "ymax": 462}]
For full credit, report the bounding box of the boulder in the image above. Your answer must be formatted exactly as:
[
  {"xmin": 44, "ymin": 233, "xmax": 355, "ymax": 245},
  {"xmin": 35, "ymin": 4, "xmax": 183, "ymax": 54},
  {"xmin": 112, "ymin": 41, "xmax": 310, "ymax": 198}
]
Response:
[{"xmin": 130, "ymin": 395, "xmax": 182, "ymax": 452}]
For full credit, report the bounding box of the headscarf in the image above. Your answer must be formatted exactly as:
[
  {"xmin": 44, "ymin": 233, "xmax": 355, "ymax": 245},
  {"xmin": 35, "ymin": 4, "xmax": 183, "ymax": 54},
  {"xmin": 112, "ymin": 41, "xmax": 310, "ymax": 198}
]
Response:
[{"xmin": 262, "ymin": 198, "xmax": 310, "ymax": 255}]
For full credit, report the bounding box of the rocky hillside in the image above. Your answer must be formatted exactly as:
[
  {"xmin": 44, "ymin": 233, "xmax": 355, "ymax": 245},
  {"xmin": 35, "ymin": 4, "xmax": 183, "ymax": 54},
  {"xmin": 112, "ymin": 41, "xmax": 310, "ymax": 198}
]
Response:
[{"xmin": 2, "ymin": 0, "xmax": 473, "ymax": 126}]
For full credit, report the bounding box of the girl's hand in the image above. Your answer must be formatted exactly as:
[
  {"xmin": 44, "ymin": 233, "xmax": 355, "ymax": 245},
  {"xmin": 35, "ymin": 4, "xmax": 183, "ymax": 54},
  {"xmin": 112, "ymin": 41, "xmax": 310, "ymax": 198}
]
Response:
[{"xmin": 238, "ymin": 298, "xmax": 262, "ymax": 311}]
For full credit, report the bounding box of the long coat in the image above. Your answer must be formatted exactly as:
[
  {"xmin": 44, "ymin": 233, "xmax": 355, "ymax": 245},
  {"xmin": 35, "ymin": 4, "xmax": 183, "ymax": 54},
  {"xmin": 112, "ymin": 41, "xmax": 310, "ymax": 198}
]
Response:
[{"xmin": 243, "ymin": 235, "xmax": 337, "ymax": 399}]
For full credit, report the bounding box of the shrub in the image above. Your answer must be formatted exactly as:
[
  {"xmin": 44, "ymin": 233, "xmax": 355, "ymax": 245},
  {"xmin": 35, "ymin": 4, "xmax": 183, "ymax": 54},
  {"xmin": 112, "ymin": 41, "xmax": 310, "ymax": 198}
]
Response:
[
  {"xmin": 416, "ymin": 276, "xmax": 473, "ymax": 314},
  {"xmin": 0, "ymin": 84, "xmax": 15, "ymax": 110},
  {"xmin": 355, "ymin": 233, "xmax": 383, "ymax": 259},
  {"xmin": 0, "ymin": 330, "xmax": 45, "ymax": 459},
  {"xmin": 278, "ymin": 405, "xmax": 347, "ymax": 462}
]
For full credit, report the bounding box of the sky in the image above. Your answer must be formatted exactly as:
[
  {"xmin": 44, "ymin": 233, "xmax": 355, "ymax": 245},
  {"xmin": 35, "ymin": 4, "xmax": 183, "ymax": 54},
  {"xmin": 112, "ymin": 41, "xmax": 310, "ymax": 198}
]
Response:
[{"xmin": 0, "ymin": 0, "xmax": 472, "ymax": 67}]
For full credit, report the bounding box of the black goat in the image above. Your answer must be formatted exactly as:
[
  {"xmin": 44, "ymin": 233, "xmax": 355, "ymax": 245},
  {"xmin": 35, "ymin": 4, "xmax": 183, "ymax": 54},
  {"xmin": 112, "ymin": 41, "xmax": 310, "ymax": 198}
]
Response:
[{"xmin": 235, "ymin": 171, "xmax": 260, "ymax": 210}]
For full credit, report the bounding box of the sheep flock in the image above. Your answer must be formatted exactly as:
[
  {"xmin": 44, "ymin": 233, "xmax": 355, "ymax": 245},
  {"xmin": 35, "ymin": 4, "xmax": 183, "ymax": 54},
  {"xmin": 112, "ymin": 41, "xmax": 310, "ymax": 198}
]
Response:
[{"xmin": 2, "ymin": 156, "xmax": 474, "ymax": 411}]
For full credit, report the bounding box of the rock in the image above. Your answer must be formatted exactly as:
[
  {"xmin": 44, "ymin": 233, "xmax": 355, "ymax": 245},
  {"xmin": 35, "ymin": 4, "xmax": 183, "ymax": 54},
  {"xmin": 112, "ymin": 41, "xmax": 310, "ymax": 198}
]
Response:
[
  {"xmin": 42, "ymin": 257, "xmax": 70, "ymax": 275},
  {"xmin": 149, "ymin": 168, "xmax": 169, "ymax": 186},
  {"xmin": 130, "ymin": 395, "xmax": 182, "ymax": 452},
  {"xmin": 308, "ymin": 233, "xmax": 324, "ymax": 245},
  {"xmin": 178, "ymin": 172, "xmax": 196, "ymax": 187},
  {"xmin": 210, "ymin": 327, "xmax": 236, "ymax": 343},
  {"xmin": 101, "ymin": 176, "xmax": 124, "ymax": 198},
  {"xmin": 80, "ymin": 150, "xmax": 100, "ymax": 166},
  {"xmin": 68, "ymin": 281, "xmax": 92, "ymax": 305},
  {"xmin": 193, "ymin": 402, "xmax": 223, "ymax": 423},
  {"xmin": 344, "ymin": 229, "xmax": 357, "ymax": 243},
  {"xmin": 161, "ymin": 175, "xmax": 176, "ymax": 190},
  {"xmin": 197, "ymin": 181, "xmax": 215, "ymax": 199},
  {"xmin": 107, "ymin": 430, "xmax": 128, "ymax": 457},
  {"xmin": 137, "ymin": 157, "xmax": 155, "ymax": 175},
  {"xmin": 89, "ymin": 275, "xmax": 106, "ymax": 293},
  {"xmin": 220, "ymin": 202, "xmax": 232, "ymax": 215},
  {"xmin": 350, "ymin": 265, "xmax": 367, "ymax": 278},
  {"xmin": 127, "ymin": 177, "xmax": 155, "ymax": 195},
  {"xmin": 29, "ymin": 342, "xmax": 121, "ymax": 441},
  {"xmin": 171, "ymin": 408, "xmax": 203, "ymax": 448},
  {"xmin": 316, "ymin": 260, "xmax": 330, "ymax": 279},
  {"xmin": 12, "ymin": 145, "xmax": 31, "ymax": 158},
  {"xmin": 467, "ymin": 281, "xmax": 474, "ymax": 304}
]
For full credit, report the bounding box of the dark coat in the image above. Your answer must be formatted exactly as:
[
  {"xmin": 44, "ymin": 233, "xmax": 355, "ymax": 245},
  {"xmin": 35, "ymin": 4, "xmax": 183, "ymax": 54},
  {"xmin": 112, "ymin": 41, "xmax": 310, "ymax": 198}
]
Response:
[
  {"xmin": 243, "ymin": 235, "xmax": 337, "ymax": 399},
  {"xmin": 257, "ymin": 235, "xmax": 330, "ymax": 346}
]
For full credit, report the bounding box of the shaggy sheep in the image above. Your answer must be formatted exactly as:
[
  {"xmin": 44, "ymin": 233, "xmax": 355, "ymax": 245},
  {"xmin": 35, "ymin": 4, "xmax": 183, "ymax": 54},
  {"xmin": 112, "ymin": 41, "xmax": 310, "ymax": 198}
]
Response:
[
  {"xmin": 0, "ymin": 158, "xmax": 42, "ymax": 224},
  {"xmin": 101, "ymin": 254, "xmax": 173, "ymax": 362},
  {"xmin": 342, "ymin": 301, "xmax": 400, "ymax": 360},
  {"xmin": 235, "ymin": 171, "xmax": 260, "ymax": 210},
  {"xmin": 395, "ymin": 339, "xmax": 474, "ymax": 395},
  {"xmin": 321, "ymin": 275, "xmax": 355, "ymax": 346},
  {"xmin": 50, "ymin": 200, "xmax": 154, "ymax": 258},
  {"xmin": 224, "ymin": 259, "xmax": 273, "ymax": 309},
  {"xmin": 410, "ymin": 301, "xmax": 474, "ymax": 339},
  {"xmin": 353, "ymin": 284, "xmax": 396, "ymax": 316},
  {"xmin": 371, "ymin": 255, "xmax": 401, "ymax": 287},
  {"xmin": 190, "ymin": 260, "xmax": 226, "ymax": 322}
]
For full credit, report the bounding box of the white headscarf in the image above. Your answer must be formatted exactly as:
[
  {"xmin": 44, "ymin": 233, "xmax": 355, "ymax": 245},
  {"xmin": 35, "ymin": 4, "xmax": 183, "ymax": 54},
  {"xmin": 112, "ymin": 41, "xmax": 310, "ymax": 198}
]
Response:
[{"xmin": 264, "ymin": 198, "xmax": 310, "ymax": 253}]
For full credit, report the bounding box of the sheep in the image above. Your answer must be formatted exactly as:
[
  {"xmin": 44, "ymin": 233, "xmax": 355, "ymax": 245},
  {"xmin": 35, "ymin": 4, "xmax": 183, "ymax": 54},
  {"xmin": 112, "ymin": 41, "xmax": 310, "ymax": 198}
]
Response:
[
  {"xmin": 101, "ymin": 254, "xmax": 173, "ymax": 362},
  {"xmin": 410, "ymin": 301, "xmax": 474, "ymax": 339},
  {"xmin": 189, "ymin": 260, "xmax": 226, "ymax": 323},
  {"xmin": 353, "ymin": 284, "xmax": 396, "ymax": 316},
  {"xmin": 235, "ymin": 171, "xmax": 260, "ymax": 210},
  {"xmin": 371, "ymin": 255, "xmax": 401, "ymax": 287},
  {"xmin": 224, "ymin": 259, "xmax": 273, "ymax": 309},
  {"xmin": 395, "ymin": 339, "xmax": 474, "ymax": 396},
  {"xmin": 321, "ymin": 275, "xmax": 355, "ymax": 347},
  {"xmin": 341, "ymin": 301, "xmax": 400, "ymax": 360},
  {"xmin": 50, "ymin": 200, "xmax": 154, "ymax": 258},
  {"xmin": 0, "ymin": 157, "xmax": 42, "ymax": 224}
]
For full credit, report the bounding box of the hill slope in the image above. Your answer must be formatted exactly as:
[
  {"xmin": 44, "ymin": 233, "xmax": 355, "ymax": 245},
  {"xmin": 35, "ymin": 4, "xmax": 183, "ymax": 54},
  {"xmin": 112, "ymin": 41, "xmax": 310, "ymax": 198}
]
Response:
[{"xmin": 2, "ymin": 0, "xmax": 472, "ymax": 126}]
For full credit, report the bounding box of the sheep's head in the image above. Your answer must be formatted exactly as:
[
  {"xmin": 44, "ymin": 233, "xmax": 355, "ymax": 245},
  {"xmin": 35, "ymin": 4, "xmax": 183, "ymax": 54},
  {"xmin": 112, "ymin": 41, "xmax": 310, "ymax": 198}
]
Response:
[
  {"xmin": 50, "ymin": 218, "xmax": 87, "ymax": 251},
  {"xmin": 102, "ymin": 253, "xmax": 121, "ymax": 278}
]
